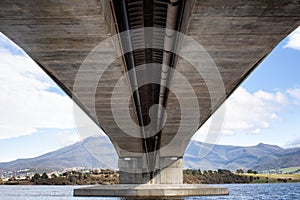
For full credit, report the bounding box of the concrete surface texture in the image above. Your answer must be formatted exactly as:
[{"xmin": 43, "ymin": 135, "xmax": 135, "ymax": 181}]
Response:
[
  {"xmin": 73, "ymin": 184, "xmax": 229, "ymax": 197},
  {"xmin": 1, "ymin": 0, "xmax": 300, "ymax": 189}
]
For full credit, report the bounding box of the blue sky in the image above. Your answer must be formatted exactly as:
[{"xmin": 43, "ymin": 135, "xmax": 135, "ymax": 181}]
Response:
[{"xmin": 0, "ymin": 27, "xmax": 300, "ymax": 162}]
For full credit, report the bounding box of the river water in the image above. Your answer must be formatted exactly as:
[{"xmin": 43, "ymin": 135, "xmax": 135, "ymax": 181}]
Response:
[{"xmin": 0, "ymin": 183, "xmax": 299, "ymax": 200}]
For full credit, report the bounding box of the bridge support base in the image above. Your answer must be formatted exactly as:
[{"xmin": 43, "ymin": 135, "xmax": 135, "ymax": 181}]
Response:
[
  {"xmin": 73, "ymin": 157, "xmax": 229, "ymax": 197},
  {"xmin": 119, "ymin": 157, "xmax": 183, "ymax": 184},
  {"xmin": 73, "ymin": 184, "xmax": 229, "ymax": 197}
]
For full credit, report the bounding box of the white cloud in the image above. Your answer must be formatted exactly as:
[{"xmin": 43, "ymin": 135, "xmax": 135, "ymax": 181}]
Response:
[
  {"xmin": 194, "ymin": 87, "xmax": 289, "ymax": 139},
  {"xmin": 251, "ymin": 128, "xmax": 261, "ymax": 134},
  {"xmin": 287, "ymin": 88, "xmax": 300, "ymax": 104},
  {"xmin": 283, "ymin": 26, "xmax": 300, "ymax": 50},
  {"xmin": 221, "ymin": 87, "xmax": 288, "ymax": 135},
  {"xmin": 284, "ymin": 137, "xmax": 300, "ymax": 149},
  {"xmin": 0, "ymin": 49, "xmax": 78, "ymax": 140},
  {"xmin": 0, "ymin": 33, "xmax": 107, "ymax": 141},
  {"xmin": 53, "ymin": 129, "xmax": 80, "ymax": 146}
]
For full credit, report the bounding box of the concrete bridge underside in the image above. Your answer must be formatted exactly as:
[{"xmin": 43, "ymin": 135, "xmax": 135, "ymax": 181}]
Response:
[{"xmin": 1, "ymin": 0, "xmax": 300, "ymax": 195}]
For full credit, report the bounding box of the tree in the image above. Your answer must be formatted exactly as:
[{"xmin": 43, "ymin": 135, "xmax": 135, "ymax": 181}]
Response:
[
  {"xmin": 247, "ymin": 169, "xmax": 258, "ymax": 174},
  {"xmin": 69, "ymin": 175, "xmax": 77, "ymax": 183},
  {"xmin": 51, "ymin": 173, "xmax": 57, "ymax": 179},
  {"xmin": 8, "ymin": 176, "xmax": 16, "ymax": 181},
  {"xmin": 41, "ymin": 173, "xmax": 49, "ymax": 179},
  {"xmin": 31, "ymin": 173, "xmax": 41, "ymax": 182},
  {"xmin": 184, "ymin": 169, "xmax": 191, "ymax": 175},
  {"xmin": 236, "ymin": 169, "xmax": 244, "ymax": 174}
]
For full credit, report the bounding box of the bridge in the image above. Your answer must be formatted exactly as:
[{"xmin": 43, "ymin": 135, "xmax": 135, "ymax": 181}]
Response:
[{"xmin": 1, "ymin": 0, "xmax": 299, "ymax": 197}]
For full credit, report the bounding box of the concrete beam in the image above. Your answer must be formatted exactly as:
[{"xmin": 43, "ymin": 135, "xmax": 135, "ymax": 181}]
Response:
[{"xmin": 73, "ymin": 184, "xmax": 229, "ymax": 197}]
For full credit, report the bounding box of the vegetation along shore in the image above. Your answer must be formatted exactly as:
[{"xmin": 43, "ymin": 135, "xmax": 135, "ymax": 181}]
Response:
[{"xmin": 1, "ymin": 168, "xmax": 299, "ymax": 185}]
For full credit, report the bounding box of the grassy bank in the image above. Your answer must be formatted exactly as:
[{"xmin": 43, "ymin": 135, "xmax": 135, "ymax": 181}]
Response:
[{"xmin": 240, "ymin": 173, "xmax": 300, "ymax": 183}]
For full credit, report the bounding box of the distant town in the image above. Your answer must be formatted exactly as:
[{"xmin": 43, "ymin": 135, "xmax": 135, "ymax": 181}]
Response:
[
  {"xmin": 0, "ymin": 167, "xmax": 118, "ymax": 185},
  {"xmin": 0, "ymin": 167, "xmax": 299, "ymax": 185}
]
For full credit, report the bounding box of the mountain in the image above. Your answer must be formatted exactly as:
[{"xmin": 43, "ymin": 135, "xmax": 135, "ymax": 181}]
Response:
[
  {"xmin": 184, "ymin": 141, "xmax": 299, "ymax": 171},
  {"xmin": 0, "ymin": 136, "xmax": 118, "ymax": 171},
  {"xmin": 0, "ymin": 137, "xmax": 299, "ymax": 172},
  {"xmin": 251, "ymin": 146, "xmax": 300, "ymax": 171}
]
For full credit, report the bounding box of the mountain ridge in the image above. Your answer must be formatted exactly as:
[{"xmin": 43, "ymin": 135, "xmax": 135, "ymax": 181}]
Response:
[{"xmin": 0, "ymin": 136, "xmax": 298, "ymax": 172}]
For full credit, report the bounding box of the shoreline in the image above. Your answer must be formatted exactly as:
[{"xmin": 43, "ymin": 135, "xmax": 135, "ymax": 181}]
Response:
[
  {"xmin": 1, "ymin": 169, "xmax": 299, "ymax": 186},
  {"xmin": 1, "ymin": 181, "xmax": 300, "ymax": 186}
]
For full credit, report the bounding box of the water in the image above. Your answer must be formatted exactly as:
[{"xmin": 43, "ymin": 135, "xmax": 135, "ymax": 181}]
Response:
[{"xmin": 0, "ymin": 183, "xmax": 299, "ymax": 200}]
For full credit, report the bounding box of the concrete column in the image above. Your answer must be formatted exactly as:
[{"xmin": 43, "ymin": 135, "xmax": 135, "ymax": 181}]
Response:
[
  {"xmin": 152, "ymin": 157, "xmax": 183, "ymax": 184},
  {"xmin": 118, "ymin": 157, "xmax": 183, "ymax": 184},
  {"xmin": 118, "ymin": 157, "xmax": 149, "ymax": 184}
]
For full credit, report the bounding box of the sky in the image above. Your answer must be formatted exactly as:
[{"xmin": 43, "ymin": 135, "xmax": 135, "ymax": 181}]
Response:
[{"xmin": 0, "ymin": 27, "xmax": 300, "ymax": 162}]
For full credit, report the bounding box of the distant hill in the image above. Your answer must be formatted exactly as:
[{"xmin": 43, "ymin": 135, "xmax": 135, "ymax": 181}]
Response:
[
  {"xmin": 0, "ymin": 136, "xmax": 118, "ymax": 171},
  {"xmin": 184, "ymin": 141, "xmax": 299, "ymax": 171},
  {"xmin": 251, "ymin": 147, "xmax": 300, "ymax": 171},
  {"xmin": 0, "ymin": 137, "xmax": 299, "ymax": 172}
]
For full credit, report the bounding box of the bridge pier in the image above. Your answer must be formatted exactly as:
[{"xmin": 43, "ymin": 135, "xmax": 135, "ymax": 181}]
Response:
[
  {"xmin": 119, "ymin": 157, "xmax": 183, "ymax": 184},
  {"xmin": 74, "ymin": 158, "xmax": 229, "ymax": 197}
]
